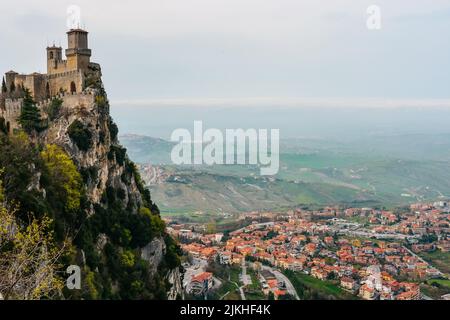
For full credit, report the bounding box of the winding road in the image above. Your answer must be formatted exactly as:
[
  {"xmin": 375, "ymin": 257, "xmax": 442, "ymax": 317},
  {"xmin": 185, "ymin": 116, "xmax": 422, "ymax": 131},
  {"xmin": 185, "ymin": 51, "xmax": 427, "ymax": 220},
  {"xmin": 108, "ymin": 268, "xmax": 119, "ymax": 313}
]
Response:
[{"xmin": 261, "ymin": 265, "xmax": 300, "ymax": 300}]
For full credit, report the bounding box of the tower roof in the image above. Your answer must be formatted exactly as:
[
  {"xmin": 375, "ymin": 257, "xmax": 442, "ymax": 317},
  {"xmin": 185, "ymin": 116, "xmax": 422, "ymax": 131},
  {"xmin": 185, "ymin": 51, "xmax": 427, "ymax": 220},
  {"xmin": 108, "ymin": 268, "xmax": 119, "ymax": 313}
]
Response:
[
  {"xmin": 47, "ymin": 45, "xmax": 62, "ymax": 49},
  {"xmin": 67, "ymin": 28, "xmax": 88, "ymax": 34}
]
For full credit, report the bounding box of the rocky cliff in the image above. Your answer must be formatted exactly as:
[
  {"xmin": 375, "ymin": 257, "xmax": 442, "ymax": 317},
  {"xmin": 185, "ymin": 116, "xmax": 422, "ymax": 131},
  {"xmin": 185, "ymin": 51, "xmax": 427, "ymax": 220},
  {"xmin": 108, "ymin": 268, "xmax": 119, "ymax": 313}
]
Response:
[{"xmin": 0, "ymin": 64, "xmax": 183, "ymax": 300}]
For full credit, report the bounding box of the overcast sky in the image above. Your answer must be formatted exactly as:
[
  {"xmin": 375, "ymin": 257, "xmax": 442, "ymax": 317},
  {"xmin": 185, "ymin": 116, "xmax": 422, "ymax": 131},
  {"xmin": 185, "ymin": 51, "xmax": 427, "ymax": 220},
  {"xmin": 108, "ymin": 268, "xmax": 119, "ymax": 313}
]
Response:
[{"xmin": 1, "ymin": 0, "xmax": 449, "ymax": 107}]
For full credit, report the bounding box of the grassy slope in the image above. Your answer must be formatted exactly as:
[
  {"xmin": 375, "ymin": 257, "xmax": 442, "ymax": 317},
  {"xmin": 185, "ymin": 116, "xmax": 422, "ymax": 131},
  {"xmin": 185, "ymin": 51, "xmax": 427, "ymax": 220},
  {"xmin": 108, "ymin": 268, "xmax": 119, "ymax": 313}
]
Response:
[
  {"xmin": 283, "ymin": 270, "xmax": 357, "ymax": 300},
  {"xmin": 121, "ymin": 135, "xmax": 450, "ymax": 214}
]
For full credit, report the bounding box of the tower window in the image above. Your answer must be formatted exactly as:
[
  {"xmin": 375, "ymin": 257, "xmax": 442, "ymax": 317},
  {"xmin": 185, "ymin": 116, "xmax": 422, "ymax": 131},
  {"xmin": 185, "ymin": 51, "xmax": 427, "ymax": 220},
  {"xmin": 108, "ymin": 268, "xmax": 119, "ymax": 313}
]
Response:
[{"xmin": 50, "ymin": 52, "xmax": 54, "ymax": 59}]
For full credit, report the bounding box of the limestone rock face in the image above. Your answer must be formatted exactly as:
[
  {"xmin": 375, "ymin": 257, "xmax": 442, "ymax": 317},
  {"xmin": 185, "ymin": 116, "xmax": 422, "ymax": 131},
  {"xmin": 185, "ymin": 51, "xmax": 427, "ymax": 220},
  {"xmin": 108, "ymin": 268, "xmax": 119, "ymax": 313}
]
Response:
[
  {"xmin": 166, "ymin": 267, "xmax": 185, "ymax": 300},
  {"xmin": 39, "ymin": 91, "xmax": 142, "ymax": 211},
  {"xmin": 30, "ymin": 77, "xmax": 182, "ymax": 298},
  {"xmin": 141, "ymin": 237, "xmax": 167, "ymax": 275}
]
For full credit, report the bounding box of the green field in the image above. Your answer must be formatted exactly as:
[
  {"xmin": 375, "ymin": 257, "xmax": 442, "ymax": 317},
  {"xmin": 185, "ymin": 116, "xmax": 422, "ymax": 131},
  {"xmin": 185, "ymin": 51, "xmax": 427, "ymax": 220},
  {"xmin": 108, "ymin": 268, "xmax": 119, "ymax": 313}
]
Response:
[
  {"xmin": 421, "ymin": 278, "xmax": 450, "ymax": 300},
  {"xmin": 427, "ymin": 279, "xmax": 450, "ymax": 287},
  {"xmin": 419, "ymin": 251, "xmax": 450, "ymax": 276},
  {"xmin": 283, "ymin": 270, "xmax": 357, "ymax": 300}
]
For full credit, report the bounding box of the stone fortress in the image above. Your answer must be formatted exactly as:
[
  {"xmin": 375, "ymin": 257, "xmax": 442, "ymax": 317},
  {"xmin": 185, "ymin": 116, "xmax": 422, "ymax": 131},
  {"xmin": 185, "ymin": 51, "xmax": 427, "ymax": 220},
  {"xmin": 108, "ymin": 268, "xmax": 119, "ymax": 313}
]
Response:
[{"xmin": 0, "ymin": 28, "xmax": 99, "ymax": 133}]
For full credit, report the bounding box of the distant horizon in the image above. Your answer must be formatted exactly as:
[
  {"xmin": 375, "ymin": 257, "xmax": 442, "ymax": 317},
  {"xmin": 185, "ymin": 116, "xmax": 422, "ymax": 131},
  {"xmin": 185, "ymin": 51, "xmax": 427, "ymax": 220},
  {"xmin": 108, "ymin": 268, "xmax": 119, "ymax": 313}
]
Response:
[
  {"xmin": 111, "ymin": 97, "xmax": 450, "ymax": 109},
  {"xmin": 111, "ymin": 103, "xmax": 450, "ymax": 141}
]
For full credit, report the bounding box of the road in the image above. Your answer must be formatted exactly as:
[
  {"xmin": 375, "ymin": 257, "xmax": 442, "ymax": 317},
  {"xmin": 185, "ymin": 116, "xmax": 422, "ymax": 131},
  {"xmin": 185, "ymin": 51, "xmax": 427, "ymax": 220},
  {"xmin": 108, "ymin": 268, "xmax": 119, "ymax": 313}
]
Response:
[
  {"xmin": 338, "ymin": 229, "xmax": 420, "ymax": 241},
  {"xmin": 230, "ymin": 281, "xmax": 246, "ymax": 300},
  {"xmin": 402, "ymin": 246, "xmax": 445, "ymax": 278},
  {"xmin": 230, "ymin": 222, "xmax": 275, "ymax": 235},
  {"xmin": 240, "ymin": 260, "xmax": 252, "ymax": 286},
  {"xmin": 262, "ymin": 265, "xmax": 300, "ymax": 300}
]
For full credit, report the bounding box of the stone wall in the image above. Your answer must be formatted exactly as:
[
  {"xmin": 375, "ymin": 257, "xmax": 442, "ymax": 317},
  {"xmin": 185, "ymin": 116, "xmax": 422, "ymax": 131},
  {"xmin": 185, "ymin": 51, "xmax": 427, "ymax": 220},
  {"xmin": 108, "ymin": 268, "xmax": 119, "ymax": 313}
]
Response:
[
  {"xmin": 11, "ymin": 73, "xmax": 48, "ymax": 102},
  {"xmin": 1, "ymin": 90, "xmax": 95, "ymax": 135},
  {"xmin": 47, "ymin": 70, "xmax": 84, "ymax": 96},
  {"xmin": 0, "ymin": 98, "xmax": 23, "ymax": 134}
]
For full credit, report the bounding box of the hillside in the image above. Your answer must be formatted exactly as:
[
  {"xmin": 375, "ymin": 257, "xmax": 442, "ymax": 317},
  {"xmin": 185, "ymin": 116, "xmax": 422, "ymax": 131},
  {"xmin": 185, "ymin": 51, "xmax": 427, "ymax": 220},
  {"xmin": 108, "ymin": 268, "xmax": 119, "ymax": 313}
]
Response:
[
  {"xmin": 120, "ymin": 134, "xmax": 450, "ymax": 214},
  {"xmin": 145, "ymin": 168, "xmax": 375, "ymax": 213},
  {"xmin": 0, "ymin": 67, "xmax": 182, "ymax": 300}
]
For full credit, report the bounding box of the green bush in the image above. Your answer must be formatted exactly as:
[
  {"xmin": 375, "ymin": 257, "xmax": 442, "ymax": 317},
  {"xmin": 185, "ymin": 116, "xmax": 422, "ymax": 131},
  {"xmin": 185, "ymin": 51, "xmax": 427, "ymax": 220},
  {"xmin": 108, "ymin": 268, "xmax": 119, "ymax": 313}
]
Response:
[
  {"xmin": 18, "ymin": 88, "xmax": 43, "ymax": 133},
  {"xmin": 108, "ymin": 145, "xmax": 127, "ymax": 166},
  {"xmin": 47, "ymin": 98, "xmax": 63, "ymax": 121},
  {"xmin": 109, "ymin": 120, "xmax": 119, "ymax": 141},
  {"xmin": 68, "ymin": 120, "xmax": 92, "ymax": 151}
]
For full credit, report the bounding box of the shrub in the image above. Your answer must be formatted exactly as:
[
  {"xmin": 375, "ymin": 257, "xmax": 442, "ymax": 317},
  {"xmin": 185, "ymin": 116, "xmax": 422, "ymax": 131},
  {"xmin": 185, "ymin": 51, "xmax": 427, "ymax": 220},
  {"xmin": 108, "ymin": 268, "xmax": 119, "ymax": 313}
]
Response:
[
  {"xmin": 18, "ymin": 88, "xmax": 43, "ymax": 133},
  {"xmin": 95, "ymin": 95, "xmax": 107, "ymax": 110},
  {"xmin": 108, "ymin": 145, "xmax": 127, "ymax": 166},
  {"xmin": 46, "ymin": 98, "xmax": 63, "ymax": 121},
  {"xmin": 109, "ymin": 120, "xmax": 119, "ymax": 141},
  {"xmin": 41, "ymin": 144, "xmax": 83, "ymax": 212},
  {"xmin": 68, "ymin": 120, "xmax": 92, "ymax": 151}
]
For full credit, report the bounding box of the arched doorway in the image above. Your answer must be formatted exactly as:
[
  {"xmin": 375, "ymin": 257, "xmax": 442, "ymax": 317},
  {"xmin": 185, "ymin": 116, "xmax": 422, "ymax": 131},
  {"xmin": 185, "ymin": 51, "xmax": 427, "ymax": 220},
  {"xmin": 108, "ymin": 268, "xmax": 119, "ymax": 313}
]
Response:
[
  {"xmin": 6, "ymin": 121, "xmax": 10, "ymax": 134},
  {"xmin": 70, "ymin": 81, "xmax": 76, "ymax": 94}
]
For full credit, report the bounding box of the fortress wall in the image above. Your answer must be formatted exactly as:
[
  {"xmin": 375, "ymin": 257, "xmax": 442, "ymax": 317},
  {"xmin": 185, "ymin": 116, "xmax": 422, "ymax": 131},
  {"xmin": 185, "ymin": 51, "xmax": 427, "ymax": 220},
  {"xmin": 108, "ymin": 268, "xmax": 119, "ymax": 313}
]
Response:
[
  {"xmin": 58, "ymin": 90, "xmax": 95, "ymax": 111},
  {"xmin": 5, "ymin": 73, "xmax": 17, "ymax": 91},
  {"xmin": 48, "ymin": 59, "xmax": 70, "ymax": 75},
  {"xmin": 35, "ymin": 90, "xmax": 95, "ymax": 111},
  {"xmin": 1, "ymin": 98, "xmax": 23, "ymax": 133},
  {"xmin": 5, "ymin": 70, "xmax": 84, "ymax": 103},
  {"xmin": 30, "ymin": 74, "xmax": 48, "ymax": 102},
  {"xmin": 2, "ymin": 90, "xmax": 95, "ymax": 135},
  {"xmin": 48, "ymin": 70, "xmax": 84, "ymax": 96},
  {"xmin": 8, "ymin": 73, "xmax": 48, "ymax": 102}
]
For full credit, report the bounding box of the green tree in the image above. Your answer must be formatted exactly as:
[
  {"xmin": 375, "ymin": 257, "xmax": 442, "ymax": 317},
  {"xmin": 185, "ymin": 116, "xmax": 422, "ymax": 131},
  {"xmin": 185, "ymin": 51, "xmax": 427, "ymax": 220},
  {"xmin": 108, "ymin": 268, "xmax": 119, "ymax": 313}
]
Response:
[
  {"xmin": 46, "ymin": 98, "xmax": 63, "ymax": 121},
  {"xmin": 67, "ymin": 120, "xmax": 92, "ymax": 151},
  {"xmin": 18, "ymin": 88, "xmax": 42, "ymax": 134},
  {"xmin": 41, "ymin": 144, "xmax": 83, "ymax": 212},
  {"xmin": 206, "ymin": 221, "xmax": 217, "ymax": 234},
  {"xmin": 0, "ymin": 179, "xmax": 65, "ymax": 300},
  {"xmin": 1, "ymin": 77, "xmax": 6, "ymax": 93}
]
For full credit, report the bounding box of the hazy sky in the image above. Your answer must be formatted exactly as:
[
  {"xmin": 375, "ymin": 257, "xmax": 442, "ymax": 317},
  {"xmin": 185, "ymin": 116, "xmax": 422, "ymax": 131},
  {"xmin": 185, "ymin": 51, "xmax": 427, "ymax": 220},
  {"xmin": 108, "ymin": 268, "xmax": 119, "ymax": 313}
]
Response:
[{"xmin": 1, "ymin": 0, "xmax": 450, "ymax": 106}]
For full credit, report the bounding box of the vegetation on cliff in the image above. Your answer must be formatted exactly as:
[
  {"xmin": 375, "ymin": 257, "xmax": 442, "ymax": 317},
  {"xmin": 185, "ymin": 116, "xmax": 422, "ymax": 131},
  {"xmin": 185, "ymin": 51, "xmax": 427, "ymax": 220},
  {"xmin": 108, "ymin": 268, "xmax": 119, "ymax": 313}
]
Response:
[
  {"xmin": 0, "ymin": 86, "xmax": 181, "ymax": 299},
  {"xmin": 18, "ymin": 88, "xmax": 43, "ymax": 134}
]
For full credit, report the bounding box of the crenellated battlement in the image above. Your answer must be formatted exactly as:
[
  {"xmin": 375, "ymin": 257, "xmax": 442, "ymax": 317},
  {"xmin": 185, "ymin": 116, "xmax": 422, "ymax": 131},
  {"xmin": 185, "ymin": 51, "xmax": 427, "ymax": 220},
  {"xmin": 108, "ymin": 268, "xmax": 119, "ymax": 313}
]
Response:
[
  {"xmin": 1, "ymin": 89, "xmax": 97, "ymax": 134},
  {"xmin": 34, "ymin": 89, "xmax": 95, "ymax": 109},
  {"xmin": 46, "ymin": 69, "xmax": 81, "ymax": 80}
]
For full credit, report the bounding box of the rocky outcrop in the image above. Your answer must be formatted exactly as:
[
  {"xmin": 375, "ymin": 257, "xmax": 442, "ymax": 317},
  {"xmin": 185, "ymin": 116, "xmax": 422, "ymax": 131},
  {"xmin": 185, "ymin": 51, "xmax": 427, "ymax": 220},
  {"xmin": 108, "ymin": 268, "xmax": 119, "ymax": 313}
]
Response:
[
  {"xmin": 28, "ymin": 66, "xmax": 182, "ymax": 298},
  {"xmin": 166, "ymin": 267, "xmax": 184, "ymax": 300},
  {"xmin": 38, "ymin": 90, "xmax": 142, "ymax": 212},
  {"xmin": 141, "ymin": 237, "xmax": 166, "ymax": 275}
]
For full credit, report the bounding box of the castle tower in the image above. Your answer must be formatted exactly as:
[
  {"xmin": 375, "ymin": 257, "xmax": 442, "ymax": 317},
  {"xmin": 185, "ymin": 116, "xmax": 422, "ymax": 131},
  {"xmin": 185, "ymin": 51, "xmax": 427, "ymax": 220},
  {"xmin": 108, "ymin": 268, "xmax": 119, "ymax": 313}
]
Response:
[
  {"xmin": 4, "ymin": 70, "xmax": 18, "ymax": 92},
  {"xmin": 65, "ymin": 29, "xmax": 91, "ymax": 72},
  {"xmin": 46, "ymin": 45, "xmax": 63, "ymax": 74}
]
